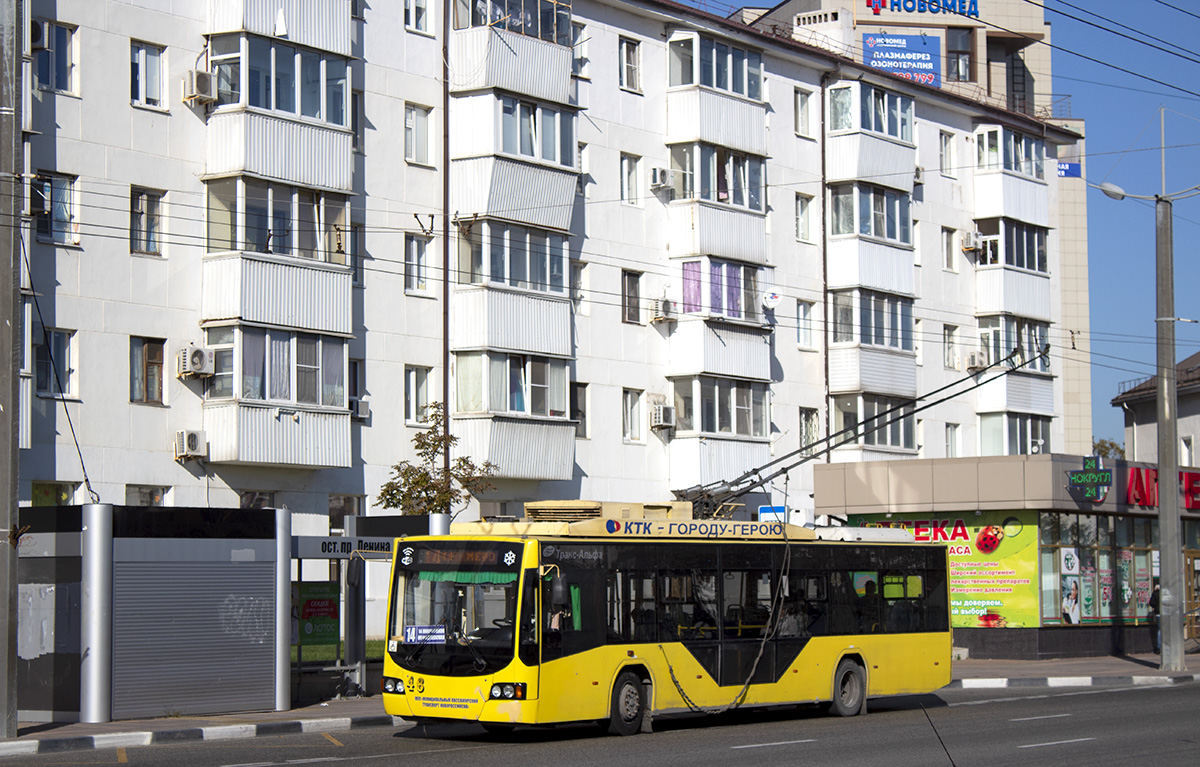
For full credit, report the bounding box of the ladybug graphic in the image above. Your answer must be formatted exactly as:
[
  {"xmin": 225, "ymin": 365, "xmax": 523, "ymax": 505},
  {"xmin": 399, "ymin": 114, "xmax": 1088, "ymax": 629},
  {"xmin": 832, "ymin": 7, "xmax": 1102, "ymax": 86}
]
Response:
[{"xmin": 975, "ymin": 525, "xmax": 1004, "ymax": 554}]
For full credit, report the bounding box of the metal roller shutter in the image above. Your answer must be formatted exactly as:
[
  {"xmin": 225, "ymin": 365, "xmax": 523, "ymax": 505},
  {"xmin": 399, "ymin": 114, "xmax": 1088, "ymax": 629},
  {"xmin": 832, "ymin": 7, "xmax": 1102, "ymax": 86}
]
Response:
[{"xmin": 112, "ymin": 561, "xmax": 275, "ymax": 719}]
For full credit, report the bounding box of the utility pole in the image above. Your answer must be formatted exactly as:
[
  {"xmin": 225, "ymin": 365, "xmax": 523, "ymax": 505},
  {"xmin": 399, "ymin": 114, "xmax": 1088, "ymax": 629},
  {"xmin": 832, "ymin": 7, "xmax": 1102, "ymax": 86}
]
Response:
[
  {"xmin": 1, "ymin": 0, "xmax": 24, "ymax": 738},
  {"xmin": 441, "ymin": 0, "xmax": 452, "ymax": 514}
]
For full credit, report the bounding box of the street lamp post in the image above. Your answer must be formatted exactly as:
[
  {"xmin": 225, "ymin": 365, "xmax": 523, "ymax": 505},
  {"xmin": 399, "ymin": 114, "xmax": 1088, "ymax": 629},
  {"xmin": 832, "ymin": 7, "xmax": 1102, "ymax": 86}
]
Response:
[{"xmin": 1098, "ymin": 178, "xmax": 1197, "ymax": 673}]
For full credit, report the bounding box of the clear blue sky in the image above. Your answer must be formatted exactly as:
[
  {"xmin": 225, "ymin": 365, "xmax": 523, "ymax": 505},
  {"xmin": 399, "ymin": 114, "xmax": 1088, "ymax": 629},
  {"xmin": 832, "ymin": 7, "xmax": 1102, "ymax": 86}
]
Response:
[{"xmin": 1044, "ymin": 0, "xmax": 1200, "ymax": 447}]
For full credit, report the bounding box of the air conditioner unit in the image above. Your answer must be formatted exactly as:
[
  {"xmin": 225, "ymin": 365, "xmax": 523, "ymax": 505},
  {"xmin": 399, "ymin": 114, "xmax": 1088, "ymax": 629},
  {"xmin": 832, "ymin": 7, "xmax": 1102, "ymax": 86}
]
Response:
[
  {"xmin": 184, "ymin": 69, "xmax": 218, "ymax": 103},
  {"xmin": 965, "ymin": 351, "xmax": 987, "ymax": 371},
  {"xmin": 651, "ymin": 404, "xmax": 676, "ymax": 429},
  {"xmin": 913, "ymin": 165, "xmax": 925, "ymax": 185},
  {"xmin": 174, "ymin": 429, "xmax": 207, "ymax": 459},
  {"xmin": 177, "ymin": 345, "xmax": 216, "ymax": 377},
  {"xmin": 351, "ymin": 398, "xmax": 371, "ymax": 419},
  {"xmin": 650, "ymin": 297, "xmax": 674, "ymax": 322},
  {"xmin": 649, "ymin": 167, "xmax": 674, "ymax": 188},
  {"xmin": 30, "ymin": 20, "xmax": 48, "ymax": 51},
  {"xmin": 960, "ymin": 231, "xmax": 982, "ymax": 252}
]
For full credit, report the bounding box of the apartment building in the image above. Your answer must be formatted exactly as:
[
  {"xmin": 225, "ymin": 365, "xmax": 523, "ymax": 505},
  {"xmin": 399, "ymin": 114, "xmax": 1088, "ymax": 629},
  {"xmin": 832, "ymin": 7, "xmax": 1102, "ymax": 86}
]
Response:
[{"xmin": 14, "ymin": 0, "xmax": 1089, "ymax": 624}]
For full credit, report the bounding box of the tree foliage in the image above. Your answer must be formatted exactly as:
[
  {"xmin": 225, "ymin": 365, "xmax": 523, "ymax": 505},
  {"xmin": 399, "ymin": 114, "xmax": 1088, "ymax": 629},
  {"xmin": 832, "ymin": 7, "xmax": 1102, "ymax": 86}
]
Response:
[
  {"xmin": 376, "ymin": 402, "xmax": 499, "ymax": 516},
  {"xmin": 1092, "ymin": 437, "xmax": 1126, "ymax": 461}
]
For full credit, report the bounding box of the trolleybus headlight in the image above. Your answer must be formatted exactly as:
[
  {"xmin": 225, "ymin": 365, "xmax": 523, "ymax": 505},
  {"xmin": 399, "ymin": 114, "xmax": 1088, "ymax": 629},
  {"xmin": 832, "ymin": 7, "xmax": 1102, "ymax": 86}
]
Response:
[
  {"xmin": 488, "ymin": 683, "xmax": 526, "ymax": 700},
  {"xmin": 490, "ymin": 684, "xmax": 503, "ymax": 699},
  {"xmin": 382, "ymin": 677, "xmax": 405, "ymax": 694},
  {"xmin": 502, "ymin": 684, "xmax": 515, "ymax": 699}
]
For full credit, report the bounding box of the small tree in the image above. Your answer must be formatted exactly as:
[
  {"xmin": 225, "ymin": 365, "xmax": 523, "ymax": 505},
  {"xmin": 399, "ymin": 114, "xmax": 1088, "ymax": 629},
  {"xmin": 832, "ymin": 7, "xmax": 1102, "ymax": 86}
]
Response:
[
  {"xmin": 376, "ymin": 402, "xmax": 499, "ymax": 516},
  {"xmin": 1092, "ymin": 437, "xmax": 1126, "ymax": 461}
]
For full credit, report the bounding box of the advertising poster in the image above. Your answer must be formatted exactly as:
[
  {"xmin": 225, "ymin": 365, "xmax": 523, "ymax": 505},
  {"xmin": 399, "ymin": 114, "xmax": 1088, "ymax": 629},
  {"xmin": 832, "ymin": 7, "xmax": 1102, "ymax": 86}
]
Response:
[
  {"xmin": 862, "ymin": 34, "xmax": 942, "ymax": 88},
  {"xmin": 850, "ymin": 510, "xmax": 1039, "ymax": 628},
  {"xmin": 1060, "ymin": 548, "xmax": 1080, "ymax": 624},
  {"xmin": 292, "ymin": 582, "xmax": 340, "ymax": 646}
]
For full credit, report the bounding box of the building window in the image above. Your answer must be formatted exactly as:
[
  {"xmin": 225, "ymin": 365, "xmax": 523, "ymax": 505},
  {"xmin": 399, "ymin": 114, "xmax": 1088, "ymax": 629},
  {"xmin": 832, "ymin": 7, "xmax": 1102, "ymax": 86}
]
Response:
[
  {"xmin": 35, "ymin": 329, "xmax": 75, "ymax": 397},
  {"xmin": 835, "ymin": 290, "xmax": 912, "ymax": 351},
  {"xmin": 942, "ymin": 227, "xmax": 956, "ymax": 272},
  {"xmin": 206, "ymin": 178, "xmax": 348, "ymax": 263},
  {"xmin": 209, "ymin": 326, "xmax": 345, "ymax": 406},
  {"xmin": 800, "ymin": 407, "xmax": 820, "ymax": 454},
  {"xmin": 576, "ymin": 142, "xmax": 588, "ymax": 195},
  {"xmin": 352, "ymin": 90, "xmax": 364, "ymax": 151},
  {"xmin": 329, "ymin": 494, "xmax": 362, "ymax": 534},
  {"xmin": 795, "ymin": 88, "xmax": 811, "ymax": 136},
  {"xmin": 405, "ymin": 104, "xmax": 430, "ymax": 164},
  {"xmin": 623, "ymin": 388, "xmax": 642, "ymax": 441},
  {"xmin": 126, "ymin": 485, "xmax": 167, "ymax": 506},
  {"xmin": 1002, "ymin": 413, "xmax": 1050, "ymax": 455},
  {"xmin": 35, "ymin": 22, "xmax": 74, "ymax": 93},
  {"xmin": 570, "ymin": 261, "xmax": 587, "ymax": 314},
  {"xmin": 829, "ymin": 86, "xmax": 851, "ymax": 131},
  {"xmin": 571, "ymin": 382, "xmax": 588, "ymax": 438},
  {"xmin": 947, "ymin": 28, "xmax": 972, "ymax": 82},
  {"xmin": 486, "ymin": 222, "xmax": 566, "ymax": 293},
  {"xmin": 796, "ymin": 194, "xmax": 811, "ymax": 241},
  {"xmin": 1004, "ymin": 220, "xmax": 1048, "ymax": 273},
  {"xmin": 945, "ymin": 423, "xmax": 959, "ymax": 458},
  {"xmin": 405, "ymin": 0, "xmax": 428, "ymax": 31},
  {"xmin": 205, "ymin": 326, "xmax": 235, "ymax": 398},
  {"xmin": 667, "ymin": 34, "xmax": 762, "ymax": 100},
  {"xmin": 939, "ymin": 131, "xmax": 954, "ymax": 176},
  {"xmin": 405, "ymin": 234, "xmax": 429, "ymax": 293},
  {"xmin": 130, "ymin": 188, "xmax": 163, "ymax": 254},
  {"xmin": 618, "ymin": 37, "xmax": 640, "ymax": 92},
  {"xmin": 673, "ymin": 377, "xmax": 767, "ymax": 438},
  {"xmin": 976, "ymin": 126, "xmax": 1045, "ymax": 179},
  {"xmin": 405, "ymin": 365, "xmax": 430, "ymax": 422},
  {"xmin": 499, "ymin": 96, "xmax": 574, "ymax": 166},
  {"xmin": 31, "ymin": 482, "xmax": 75, "ymax": 506},
  {"xmin": 240, "ymin": 491, "xmax": 276, "ymax": 509},
  {"xmin": 685, "ymin": 259, "xmax": 759, "ymax": 321},
  {"xmin": 797, "ymin": 300, "xmax": 814, "ymax": 348},
  {"xmin": 32, "ymin": 173, "xmax": 77, "ymax": 244},
  {"xmin": 669, "ymin": 144, "xmax": 764, "ymax": 212},
  {"xmin": 130, "ymin": 337, "xmax": 165, "ymax": 404},
  {"xmin": 829, "ymin": 183, "xmax": 911, "ymax": 245},
  {"xmin": 943, "ymin": 324, "xmax": 958, "ymax": 369},
  {"xmin": 914, "ymin": 318, "xmax": 923, "ymax": 365},
  {"xmin": 453, "ymin": 351, "xmax": 568, "ymax": 416},
  {"xmin": 571, "ymin": 22, "xmax": 588, "ymax": 77},
  {"xmin": 453, "ymin": 0, "xmax": 572, "ymax": 45},
  {"xmin": 130, "ymin": 41, "xmax": 163, "ymax": 107},
  {"xmin": 1184, "ymin": 436, "xmax": 1195, "ymax": 468},
  {"xmin": 350, "ymin": 222, "xmax": 364, "ymax": 285},
  {"xmin": 842, "ymin": 83, "xmax": 912, "ymax": 142},
  {"xmin": 862, "ymin": 394, "xmax": 915, "ymax": 449},
  {"xmin": 978, "ymin": 315, "xmax": 1050, "ymax": 372},
  {"xmin": 348, "ymin": 357, "xmax": 365, "ymax": 407},
  {"xmin": 622, "ymin": 270, "xmax": 640, "ymax": 323},
  {"xmin": 620, "ymin": 153, "xmax": 640, "ymax": 204},
  {"xmin": 210, "ymin": 34, "xmax": 347, "ymax": 125}
]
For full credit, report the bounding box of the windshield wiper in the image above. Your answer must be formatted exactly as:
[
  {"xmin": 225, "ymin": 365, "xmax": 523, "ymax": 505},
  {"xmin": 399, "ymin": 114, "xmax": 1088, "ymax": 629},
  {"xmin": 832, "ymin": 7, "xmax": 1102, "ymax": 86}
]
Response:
[{"xmin": 405, "ymin": 615, "xmax": 449, "ymax": 664}]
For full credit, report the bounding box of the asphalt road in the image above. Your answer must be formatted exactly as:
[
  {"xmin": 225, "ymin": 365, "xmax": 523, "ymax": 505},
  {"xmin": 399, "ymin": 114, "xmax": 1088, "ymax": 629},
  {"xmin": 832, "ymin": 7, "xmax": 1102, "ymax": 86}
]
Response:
[{"xmin": 6, "ymin": 684, "xmax": 1199, "ymax": 767}]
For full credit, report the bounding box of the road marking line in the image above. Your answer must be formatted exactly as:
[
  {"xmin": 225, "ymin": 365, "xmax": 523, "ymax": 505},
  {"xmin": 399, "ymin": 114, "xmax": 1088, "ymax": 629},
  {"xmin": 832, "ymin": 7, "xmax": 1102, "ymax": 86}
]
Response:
[
  {"xmin": 1010, "ymin": 713, "xmax": 1071, "ymax": 722},
  {"xmin": 1018, "ymin": 738, "xmax": 1096, "ymax": 749},
  {"xmin": 117, "ymin": 747, "xmax": 128, "ymax": 763},
  {"xmin": 732, "ymin": 739, "xmax": 816, "ymax": 749},
  {"xmin": 322, "ymin": 733, "xmax": 344, "ymax": 747}
]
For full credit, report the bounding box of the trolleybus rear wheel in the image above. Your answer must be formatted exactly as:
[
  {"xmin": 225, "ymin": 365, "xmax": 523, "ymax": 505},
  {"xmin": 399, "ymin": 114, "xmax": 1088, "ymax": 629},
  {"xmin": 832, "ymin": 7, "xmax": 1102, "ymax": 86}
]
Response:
[
  {"xmin": 607, "ymin": 671, "xmax": 645, "ymax": 736},
  {"xmin": 828, "ymin": 658, "xmax": 864, "ymax": 717}
]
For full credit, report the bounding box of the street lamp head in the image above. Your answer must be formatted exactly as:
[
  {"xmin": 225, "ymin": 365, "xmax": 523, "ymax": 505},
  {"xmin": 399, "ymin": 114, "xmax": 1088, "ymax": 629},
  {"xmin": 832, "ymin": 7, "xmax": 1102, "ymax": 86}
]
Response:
[{"xmin": 1099, "ymin": 182, "xmax": 1127, "ymax": 201}]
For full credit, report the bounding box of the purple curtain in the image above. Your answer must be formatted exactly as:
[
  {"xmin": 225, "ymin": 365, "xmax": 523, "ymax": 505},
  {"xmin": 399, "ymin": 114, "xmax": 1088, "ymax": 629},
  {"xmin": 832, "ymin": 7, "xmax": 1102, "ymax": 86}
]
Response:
[
  {"xmin": 710, "ymin": 262, "xmax": 723, "ymax": 314},
  {"xmin": 683, "ymin": 262, "xmax": 701, "ymax": 312},
  {"xmin": 726, "ymin": 264, "xmax": 741, "ymax": 318}
]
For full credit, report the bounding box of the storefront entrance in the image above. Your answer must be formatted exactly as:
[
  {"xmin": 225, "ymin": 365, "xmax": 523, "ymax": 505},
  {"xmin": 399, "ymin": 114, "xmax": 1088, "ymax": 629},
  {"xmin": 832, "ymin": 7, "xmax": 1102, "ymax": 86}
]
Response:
[{"xmin": 1187, "ymin": 552, "xmax": 1200, "ymax": 640}]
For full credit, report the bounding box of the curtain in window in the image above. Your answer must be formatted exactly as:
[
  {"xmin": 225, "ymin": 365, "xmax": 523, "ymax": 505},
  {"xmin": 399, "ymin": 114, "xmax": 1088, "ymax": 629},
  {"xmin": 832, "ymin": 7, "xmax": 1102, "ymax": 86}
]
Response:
[
  {"xmin": 682, "ymin": 262, "xmax": 701, "ymax": 312},
  {"xmin": 457, "ymin": 352, "xmax": 483, "ymax": 411},
  {"xmin": 322, "ymin": 338, "xmax": 344, "ymax": 406},
  {"xmin": 726, "ymin": 264, "xmax": 741, "ymax": 318},
  {"xmin": 270, "ymin": 332, "xmax": 290, "ymax": 399},
  {"xmin": 296, "ymin": 335, "xmax": 318, "ymax": 403},
  {"xmin": 489, "ymin": 353, "xmax": 506, "ymax": 412},
  {"xmin": 549, "ymin": 359, "xmax": 567, "ymax": 417},
  {"xmin": 242, "ymin": 328, "xmax": 266, "ymax": 399},
  {"xmin": 710, "ymin": 262, "xmax": 723, "ymax": 314},
  {"xmin": 508, "ymin": 355, "xmax": 526, "ymax": 412},
  {"xmin": 130, "ymin": 340, "xmax": 145, "ymax": 402}
]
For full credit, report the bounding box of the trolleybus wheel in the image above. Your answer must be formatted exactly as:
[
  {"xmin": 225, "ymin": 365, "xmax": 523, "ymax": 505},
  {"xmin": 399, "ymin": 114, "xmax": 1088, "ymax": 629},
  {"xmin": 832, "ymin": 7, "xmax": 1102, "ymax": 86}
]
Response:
[
  {"xmin": 828, "ymin": 658, "xmax": 864, "ymax": 717},
  {"xmin": 607, "ymin": 671, "xmax": 645, "ymax": 736}
]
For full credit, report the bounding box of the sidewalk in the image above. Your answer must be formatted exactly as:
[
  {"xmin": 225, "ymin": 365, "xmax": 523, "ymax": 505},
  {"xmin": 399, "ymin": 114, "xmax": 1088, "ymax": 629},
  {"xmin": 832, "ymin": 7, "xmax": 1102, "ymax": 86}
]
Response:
[{"xmin": 2, "ymin": 654, "xmax": 1196, "ymax": 757}]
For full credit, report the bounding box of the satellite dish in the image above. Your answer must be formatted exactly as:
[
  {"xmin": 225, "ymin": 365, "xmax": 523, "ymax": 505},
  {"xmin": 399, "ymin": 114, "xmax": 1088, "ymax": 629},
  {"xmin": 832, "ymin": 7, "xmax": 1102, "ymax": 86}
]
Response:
[{"xmin": 761, "ymin": 291, "xmax": 782, "ymax": 310}]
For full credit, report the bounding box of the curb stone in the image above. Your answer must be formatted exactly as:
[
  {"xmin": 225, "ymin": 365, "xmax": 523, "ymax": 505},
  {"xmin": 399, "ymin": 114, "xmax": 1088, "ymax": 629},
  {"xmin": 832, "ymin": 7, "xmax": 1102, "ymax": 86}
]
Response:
[
  {"xmin": 0, "ymin": 714, "xmax": 404, "ymax": 758},
  {"xmin": 946, "ymin": 674, "xmax": 1197, "ymax": 689}
]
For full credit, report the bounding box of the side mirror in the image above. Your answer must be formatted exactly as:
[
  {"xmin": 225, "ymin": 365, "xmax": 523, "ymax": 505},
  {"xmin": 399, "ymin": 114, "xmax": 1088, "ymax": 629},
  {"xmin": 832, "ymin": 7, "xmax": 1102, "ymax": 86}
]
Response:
[{"xmin": 551, "ymin": 575, "xmax": 568, "ymax": 608}]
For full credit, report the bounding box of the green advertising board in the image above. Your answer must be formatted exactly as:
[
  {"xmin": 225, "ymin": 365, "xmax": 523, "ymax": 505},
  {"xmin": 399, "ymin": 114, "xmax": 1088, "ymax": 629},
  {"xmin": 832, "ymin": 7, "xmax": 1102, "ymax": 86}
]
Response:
[
  {"xmin": 292, "ymin": 582, "xmax": 340, "ymax": 646},
  {"xmin": 849, "ymin": 510, "xmax": 1040, "ymax": 629}
]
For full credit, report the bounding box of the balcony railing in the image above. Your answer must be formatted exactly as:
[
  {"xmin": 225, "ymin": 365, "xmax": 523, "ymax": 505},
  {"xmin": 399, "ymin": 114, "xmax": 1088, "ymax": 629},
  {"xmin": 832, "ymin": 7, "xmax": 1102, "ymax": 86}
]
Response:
[
  {"xmin": 450, "ymin": 26, "xmax": 572, "ymax": 105},
  {"xmin": 828, "ymin": 346, "xmax": 917, "ymax": 397},
  {"xmin": 667, "ymin": 201, "xmax": 767, "ymax": 264},
  {"xmin": 206, "ymin": 111, "xmax": 353, "ymax": 191},
  {"xmin": 453, "ymin": 414, "xmax": 575, "ymax": 480},
  {"xmin": 669, "ymin": 435, "xmax": 770, "ymax": 492},
  {"xmin": 204, "ymin": 401, "xmax": 351, "ymax": 468},
  {"xmin": 450, "ymin": 156, "xmax": 577, "ymax": 232},
  {"xmin": 669, "ymin": 318, "xmax": 771, "ymax": 380},
  {"xmin": 973, "ymin": 170, "xmax": 1049, "ymax": 227},
  {"xmin": 976, "ymin": 266, "xmax": 1051, "ymax": 322},
  {"xmin": 665, "ymin": 88, "xmax": 767, "ymax": 156},
  {"xmin": 451, "ymin": 285, "xmax": 572, "ymax": 358},
  {"xmin": 202, "ymin": 251, "xmax": 352, "ymax": 335},
  {"xmin": 827, "ymin": 131, "xmax": 916, "ymax": 193},
  {"xmin": 208, "ymin": 0, "xmax": 352, "ymax": 56}
]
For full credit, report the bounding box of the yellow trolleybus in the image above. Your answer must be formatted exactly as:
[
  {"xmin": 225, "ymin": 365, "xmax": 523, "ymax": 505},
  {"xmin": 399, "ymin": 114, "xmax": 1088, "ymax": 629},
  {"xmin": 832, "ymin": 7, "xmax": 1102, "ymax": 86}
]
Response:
[{"xmin": 381, "ymin": 502, "xmax": 951, "ymax": 735}]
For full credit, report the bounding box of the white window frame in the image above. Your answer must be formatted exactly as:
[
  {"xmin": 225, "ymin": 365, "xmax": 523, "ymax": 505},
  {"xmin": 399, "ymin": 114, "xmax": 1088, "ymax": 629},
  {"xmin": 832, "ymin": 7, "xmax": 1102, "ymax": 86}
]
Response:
[
  {"xmin": 405, "ymin": 234, "xmax": 430, "ymax": 294},
  {"xmin": 33, "ymin": 172, "xmax": 78, "ymax": 245},
  {"xmin": 404, "ymin": 365, "xmax": 430, "ymax": 423},
  {"xmin": 126, "ymin": 485, "xmax": 169, "ymax": 506},
  {"xmin": 622, "ymin": 270, "xmax": 640, "ymax": 324},
  {"xmin": 976, "ymin": 126, "xmax": 1045, "ymax": 180},
  {"xmin": 618, "ymin": 37, "xmax": 640, "ymax": 92},
  {"xmin": 667, "ymin": 33, "xmax": 763, "ymax": 100},
  {"xmin": 571, "ymin": 381, "xmax": 588, "ymax": 437},
  {"xmin": 486, "ymin": 222, "xmax": 567, "ymax": 293},
  {"xmin": 858, "ymin": 83, "xmax": 913, "ymax": 142},
  {"xmin": 795, "ymin": 193, "xmax": 812, "ymax": 242},
  {"xmin": 571, "ymin": 21, "xmax": 588, "ymax": 78},
  {"xmin": 944, "ymin": 324, "xmax": 958, "ymax": 369},
  {"xmin": 207, "ymin": 178, "xmax": 348, "ymax": 263},
  {"xmin": 861, "ymin": 394, "xmax": 915, "ymax": 450},
  {"xmin": 942, "ymin": 227, "xmax": 956, "ymax": 272},
  {"xmin": 208, "ymin": 326, "xmax": 345, "ymax": 407},
  {"xmin": 210, "ymin": 34, "xmax": 348, "ymax": 127},
  {"xmin": 1003, "ymin": 220, "xmax": 1048, "ymax": 273},
  {"xmin": 797, "ymin": 300, "xmax": 814, "ymax": 349},
  {"xmin": 795, "ymin": 88, "xmax": 812, "ymax": 136},
  {"xmin": 130, "ymin": 40, "xmax": 163, "ymax": 108},
  {"xmin": 939, "ymin": 130, "xmax": 954, "ymax": 177},
  {"xmin": 623, "ymin": 388, "xmax": 643, "ymax": 442},
  {"xmin": 405, "ymin": 0, "xmax": 429, "ymax": 33},
  {"xmin": 570, "ymin": 260, "xmax": 588, "ymax": 315},
  {"xmin": 34, "ymin": 328, "xmax": 76, "ymax": 397},
  {"xmin": 673, "ymin": 376, "xmax": 768, "ymax": 438},
  {"xmin": 452, "ymin": 351, "xmax": 568, "ymax": 417},
  {"xmin": 405, "ymin": 103, "xmax": 431, "ymax": 165},
  {"xmin": 856, "ymin": 290, "xmax": 914, "ymax": 351},
  {"xmin": 499, "ymin": 96, "xmax": 574, "ymax": 167},
  {"xmin": 829, "ymin": 183, "xmax": 911, "ymax": 246},
  {"xmin": 679, "ymin": 258, "xmax": 760, "ymax": 322},
  {"xmin": 35, "ymin": 21, "xmax": 75, "ymax": 93},
  {"xmin": 130, "ymin": 187, "xmax": 164, "ymax": 255},
  {"xmin": 945, "ymin": 423, "xmax": 960, "ymax": 458},
  {"xmin": 620, "ymin": 152, "xmax": 640, "ymax": 205},
  {"xmin": 799, "ymin": 407, "xmax": 820, "ymax": 454}
]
